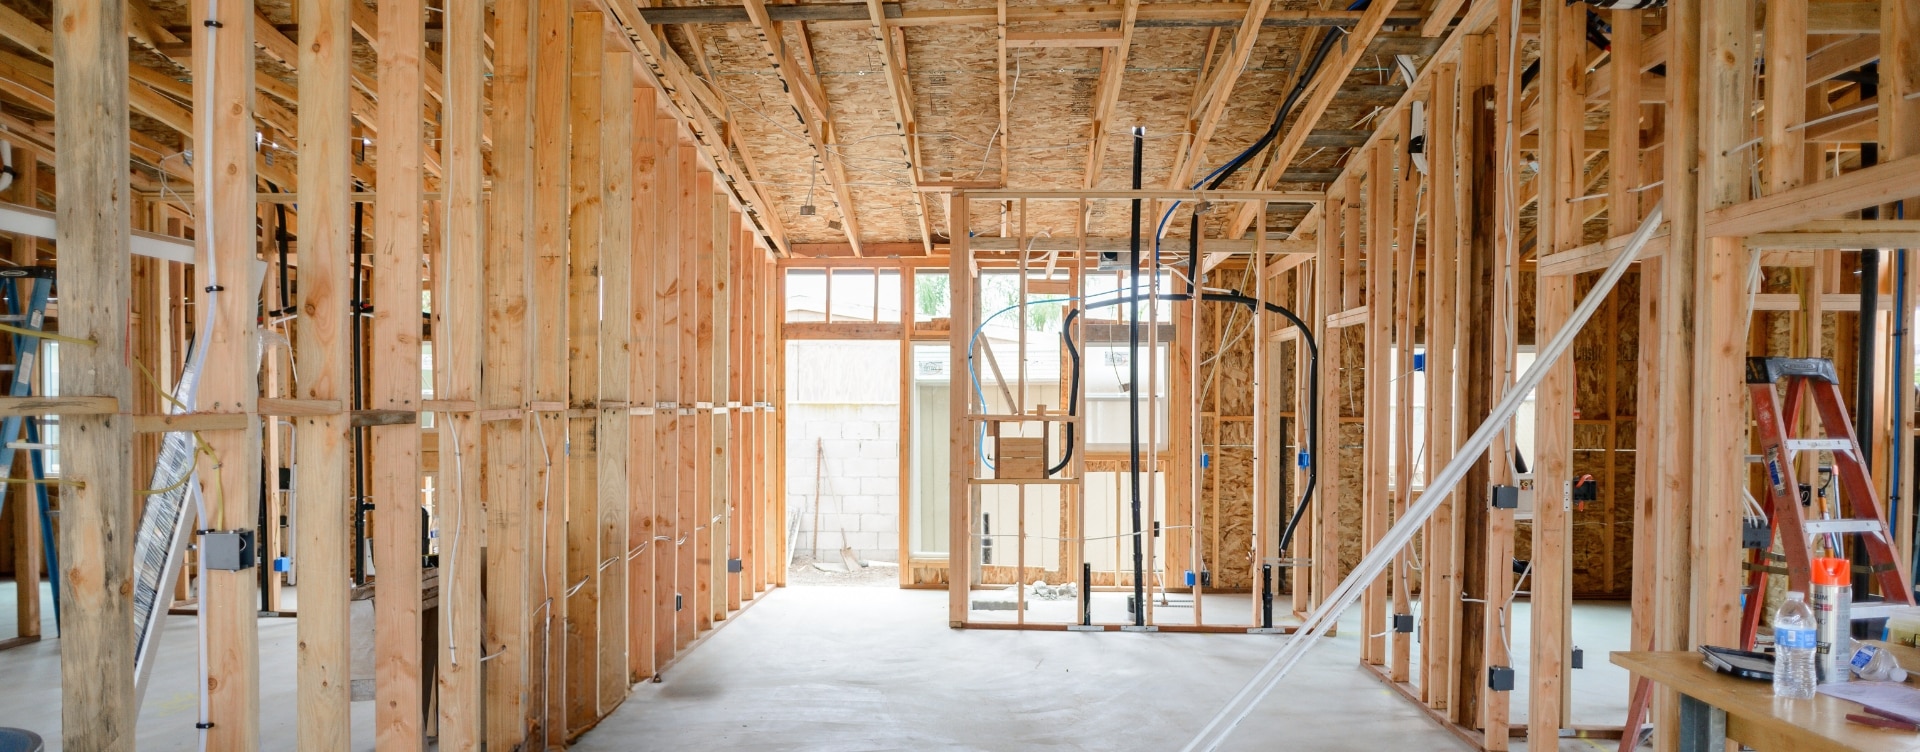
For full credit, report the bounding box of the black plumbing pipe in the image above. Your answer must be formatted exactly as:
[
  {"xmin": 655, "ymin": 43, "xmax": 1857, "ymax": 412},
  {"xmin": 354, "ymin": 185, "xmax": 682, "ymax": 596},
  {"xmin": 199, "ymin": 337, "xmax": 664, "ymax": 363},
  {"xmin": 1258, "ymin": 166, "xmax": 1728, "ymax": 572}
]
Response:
[
  {"xmin": 1079, "ymin": 290, "xmax": 1320, "ymax": 560},
  {"xmin": 1128, "ymin": 127, "xmax": 1147, "ymax": 627},
  {"xmin": 1859, "ymin": 178, "xmax": 1879, "ymax": 472},
  {"xmin": 1081, "ymin": 562, "xmax": 1093, "ymax": 626},
  {"xmin": 1261, "ymin": 564, "xmax": 1274, "ymax": 629},
  {"xmin": 265, "ymin": 183, "xmax": 293, "ymax": 316},
  {"xmin": 351, "ymin": 201, "xmax": 368, "ymax": 585}
]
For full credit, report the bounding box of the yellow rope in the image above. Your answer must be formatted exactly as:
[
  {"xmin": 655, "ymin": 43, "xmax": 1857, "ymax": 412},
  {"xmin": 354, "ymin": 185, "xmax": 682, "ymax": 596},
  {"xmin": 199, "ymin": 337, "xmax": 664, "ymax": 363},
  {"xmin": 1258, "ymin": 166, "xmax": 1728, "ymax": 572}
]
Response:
[{"xmin": 0, "ymin": 321, "xmax": 95, "ymax": 346}]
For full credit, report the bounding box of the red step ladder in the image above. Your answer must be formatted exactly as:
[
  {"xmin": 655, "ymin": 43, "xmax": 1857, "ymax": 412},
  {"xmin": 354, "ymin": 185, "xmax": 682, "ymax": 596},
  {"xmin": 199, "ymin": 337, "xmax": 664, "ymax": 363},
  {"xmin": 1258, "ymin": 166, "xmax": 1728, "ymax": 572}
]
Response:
[
  {"xmin": 1737, "ymin": 356, "xmax": 1913, "ymax": 648},
  {"xmin": 1621, "ymin": 357, "xmax": 1914, "ymax": 752}
]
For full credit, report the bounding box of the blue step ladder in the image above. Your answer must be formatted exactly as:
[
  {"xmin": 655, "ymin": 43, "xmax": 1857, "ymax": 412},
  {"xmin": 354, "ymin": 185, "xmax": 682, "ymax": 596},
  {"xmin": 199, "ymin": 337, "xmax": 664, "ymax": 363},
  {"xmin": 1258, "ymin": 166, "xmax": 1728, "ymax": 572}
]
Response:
[{"xmin": 0, "ymin": 266, "xmax": 61, "ymax": 633}]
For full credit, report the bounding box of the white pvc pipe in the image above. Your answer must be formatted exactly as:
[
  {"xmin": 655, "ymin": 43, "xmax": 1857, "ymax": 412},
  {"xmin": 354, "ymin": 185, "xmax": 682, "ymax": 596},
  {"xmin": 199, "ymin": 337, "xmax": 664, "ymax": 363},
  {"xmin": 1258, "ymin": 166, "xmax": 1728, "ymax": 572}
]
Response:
[{"xmin": 1181, "ymin": 203, "xmax": 1666, "ymax": 752}]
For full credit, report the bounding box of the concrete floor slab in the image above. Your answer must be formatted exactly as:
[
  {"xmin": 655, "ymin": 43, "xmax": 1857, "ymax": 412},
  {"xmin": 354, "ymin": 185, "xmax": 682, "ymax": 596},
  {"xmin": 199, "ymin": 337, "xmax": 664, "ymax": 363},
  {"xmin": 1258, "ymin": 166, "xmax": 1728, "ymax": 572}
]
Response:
[{"xmin": 576, "ymin": 587, "xmax": 1472, "ymax": 752}]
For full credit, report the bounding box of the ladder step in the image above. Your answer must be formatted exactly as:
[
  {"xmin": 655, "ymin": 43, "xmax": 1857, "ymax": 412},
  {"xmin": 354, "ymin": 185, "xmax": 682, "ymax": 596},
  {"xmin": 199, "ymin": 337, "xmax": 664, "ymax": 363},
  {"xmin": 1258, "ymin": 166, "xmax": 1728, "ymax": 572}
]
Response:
[
  {"xmin": 1849, "ymin": 604, "xmax": 1917, "ymax": 621},
  {"xmin": 1786, "ymin": 439, "xmax": 1853, "ymax": 454},
  {"xmin": 1803, "ymin": 519, "xmax": 1883, "ymax": 536}
]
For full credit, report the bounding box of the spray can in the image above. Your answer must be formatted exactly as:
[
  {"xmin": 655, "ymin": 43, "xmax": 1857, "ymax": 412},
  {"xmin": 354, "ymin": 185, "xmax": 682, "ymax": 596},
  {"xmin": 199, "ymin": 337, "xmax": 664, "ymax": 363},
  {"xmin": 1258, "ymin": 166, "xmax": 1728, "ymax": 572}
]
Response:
[{"xmin": 1810, "ymin": 557, "xmax": 1852, "ymax": 684}]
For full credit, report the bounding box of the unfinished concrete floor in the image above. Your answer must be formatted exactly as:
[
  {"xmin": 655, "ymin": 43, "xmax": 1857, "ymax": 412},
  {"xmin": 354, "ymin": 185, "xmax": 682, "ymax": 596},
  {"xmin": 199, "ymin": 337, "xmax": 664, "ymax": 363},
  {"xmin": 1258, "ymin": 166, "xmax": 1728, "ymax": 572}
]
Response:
[
  {"xmin": 0, "ymin": 579, "xmax": 376, "ymax": 751},
  {"xmin": 2, "ymin": 576, "xmax": 1636, "ymax": 750},
  {"xmin": 576, "ymin": 586, "xmax": 1472, "ymax": 752}
]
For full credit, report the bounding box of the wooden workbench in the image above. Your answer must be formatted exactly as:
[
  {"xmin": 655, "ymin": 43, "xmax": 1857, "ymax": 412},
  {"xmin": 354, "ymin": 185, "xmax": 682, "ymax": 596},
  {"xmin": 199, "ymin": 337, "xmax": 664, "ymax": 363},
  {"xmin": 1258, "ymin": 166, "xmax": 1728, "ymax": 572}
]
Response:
[{"xmin": 1613, "ymin": 648, "xmax": 1920, "ymax": 752}]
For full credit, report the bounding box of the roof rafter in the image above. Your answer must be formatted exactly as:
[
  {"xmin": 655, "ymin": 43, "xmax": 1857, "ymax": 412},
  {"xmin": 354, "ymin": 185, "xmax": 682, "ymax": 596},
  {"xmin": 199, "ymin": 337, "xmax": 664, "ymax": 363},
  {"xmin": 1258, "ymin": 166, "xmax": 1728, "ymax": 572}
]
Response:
[
  {"xmin": 736, "ymin": 0, "xmax": 865, "ymax": 253},
  {"xmin": 863, "ymin": 0, "xmax": 936, "ymax": 252},
  {"xmin": 734, "ymin": 0, "xmax": 865, "ymax": 253},
  {"xmin": 1082, "ymin": 0, "xmax": 1141, "ymax": 189},
  {"xmin": 1226, "ymin": 0, "xmax": 1400, "ymax": 238},
  {"xmin": 1166, "ymin": 0, "xmax": 1274, "ymax": 189}
]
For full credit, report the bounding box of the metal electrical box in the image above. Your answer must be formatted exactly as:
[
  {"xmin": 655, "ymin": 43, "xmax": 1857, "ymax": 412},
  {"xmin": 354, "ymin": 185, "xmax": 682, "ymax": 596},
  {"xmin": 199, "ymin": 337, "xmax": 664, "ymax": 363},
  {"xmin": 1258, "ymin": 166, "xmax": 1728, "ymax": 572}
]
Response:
[{"xmin": 203, "ymin": 529, "xmax": 257, "ymax": 571}]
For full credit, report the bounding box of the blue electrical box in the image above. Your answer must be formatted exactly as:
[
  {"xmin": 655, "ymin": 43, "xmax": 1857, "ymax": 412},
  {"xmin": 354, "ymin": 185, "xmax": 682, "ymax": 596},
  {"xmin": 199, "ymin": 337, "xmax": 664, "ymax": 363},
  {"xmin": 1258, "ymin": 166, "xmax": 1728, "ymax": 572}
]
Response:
[
  {"xmin": 273, "ymin": 556, "xmax": 292, "ymax": 573},
  {"xmin": 1296, "ymin": 450, "xmax": 1311, "ymax": 469},
  {"xmin": 1412, "ymin": 352, "xmax": 1426, "ymax": 372}
]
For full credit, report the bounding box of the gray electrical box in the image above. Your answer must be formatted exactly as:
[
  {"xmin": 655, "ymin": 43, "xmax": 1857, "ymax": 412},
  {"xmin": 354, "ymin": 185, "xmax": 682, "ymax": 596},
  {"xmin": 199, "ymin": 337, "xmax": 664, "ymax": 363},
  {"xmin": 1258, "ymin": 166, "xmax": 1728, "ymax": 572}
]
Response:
[
  {"xmin": 203, "ymin": 529, "xmax": 257, "ymax": 571},
  {"xmin": 1490, "ymin": 485, "xmax": 1520, "ymax": 510}
]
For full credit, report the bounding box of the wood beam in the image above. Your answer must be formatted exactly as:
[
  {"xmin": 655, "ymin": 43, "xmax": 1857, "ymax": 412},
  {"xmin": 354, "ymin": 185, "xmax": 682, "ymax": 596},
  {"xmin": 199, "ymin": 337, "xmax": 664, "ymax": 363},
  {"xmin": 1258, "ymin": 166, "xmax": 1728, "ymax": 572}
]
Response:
[
  {"xmin": 51, "ymin": 0, "xmax": 135, "ymax": 744},
  {"xmin": 434, "ymin": 0, "xmax": 486, "ymax": 745},
  {"xmin": 1360, "ymin": 145, "xmax": 1391, "ymax": 667},
  {"xmin": 563, "ymin": 12, "xmax": 605, "ymax": 733},
  {"xmin": 1706, "ymin": 152, "xmax": 1920, "ymax": 236},
  {"xmin": 1167, "ymin": 0, "xmax": 1273, "ymax": 188},
  {"xmin": 190, "ymin": 0, "xmax": 263, "ymax": 746},
  {"xmin": 597, "ymin": 47, "xmax": 635, "ymax": 718},
  {"xmin": 528, "ymin": 0, "xmax": 571, "ymax": 740},
  {"xmin": 628, "ymin": 87, "xmax": 661, "ymax": 686},
  {"xmin": 738, "ymin": 0, "xmax": 864, "ymax": 253},
  {"xmin": 593, "ymin": 0, "xmax": 790, "ymax": 254},
  {"xmin": 370, "ymin": 0, "xmax": 427, "ymax": 745},
  {"xmin": 293, "ymin": 0, "xmax": 354, "ymax": 748},
  {"xmin": 483, "ymin": 0, "xmax": 534, "ymax": 744},
  {"xmin": 656, "ymin": 121, "xmax": 688, "ymax": 663},
  {"xmin": 1082, "ymin": 0, "xmax": 1140, "ymax": 189},
  {"xmin": 1694, "ymin": 0, "xmax": 1752, "ymax": 655},
  {"xmin": 1226, "ymin": 0, "xmax": 1400, "ymax": 237},
  {"xmin": 863, "ymin": 0, "xmax": 935, "ymax": 252},
  {"xmin": 1531, "ymin": 0, "xmax": 1583, "ymax": 738}
]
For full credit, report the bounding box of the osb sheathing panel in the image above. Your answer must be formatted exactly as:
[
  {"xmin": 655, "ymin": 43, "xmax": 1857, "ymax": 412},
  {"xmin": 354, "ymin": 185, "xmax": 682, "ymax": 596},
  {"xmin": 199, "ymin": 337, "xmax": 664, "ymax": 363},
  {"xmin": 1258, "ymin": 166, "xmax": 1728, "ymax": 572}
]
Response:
[
  {"xmin": 1194, "ymin": 289, "xmax": 1260, "ymax": 590},
  {"xmin": 696, "ymin": 25, "xmax": 856, "ymax": 244},
  {"xmin": 1336, "ymin": 419, "xmax": 1364, "ymax": 579},
  {"xmin": 1213, "ymin": 430, "xmax": 1256, "ymax": 590},
  {"xmin": 1512, "ymin": 270, "xmax": 1639, "ymax": 598},
  {"xmin": 807, "ymin": 24, "xmax": 930, "ymax": 244},
  {"xmin": 670, "ymin": 0, "xmax": 1351, "ymax": 245}
]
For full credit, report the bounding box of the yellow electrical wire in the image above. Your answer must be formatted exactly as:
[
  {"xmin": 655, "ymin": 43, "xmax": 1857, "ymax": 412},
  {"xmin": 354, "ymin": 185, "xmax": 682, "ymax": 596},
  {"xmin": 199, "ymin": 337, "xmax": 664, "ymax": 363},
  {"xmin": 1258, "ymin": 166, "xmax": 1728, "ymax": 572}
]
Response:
[
  {"xmin": 0, "ymin": 321, "xmax": 95, "ymax": 346},
  {"xmin": 129, "ymin": 358, "xmax": 224, "ymax": 517}
]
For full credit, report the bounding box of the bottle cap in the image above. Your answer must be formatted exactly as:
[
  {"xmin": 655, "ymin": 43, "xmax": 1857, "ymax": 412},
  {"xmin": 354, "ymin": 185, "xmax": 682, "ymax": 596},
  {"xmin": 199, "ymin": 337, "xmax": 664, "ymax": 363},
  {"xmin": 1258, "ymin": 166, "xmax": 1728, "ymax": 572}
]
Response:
[{"xmin": 1812, "ymin": 557, "xmax": 1851, "ymax": 587}]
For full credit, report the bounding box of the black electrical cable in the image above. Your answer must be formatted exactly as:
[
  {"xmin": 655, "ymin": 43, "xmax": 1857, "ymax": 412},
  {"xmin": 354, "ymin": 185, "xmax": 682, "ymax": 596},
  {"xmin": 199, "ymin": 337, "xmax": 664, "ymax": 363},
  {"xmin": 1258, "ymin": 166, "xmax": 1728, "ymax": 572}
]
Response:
[
  {"xmin": 1200, "ymin": 0, "xmax": 1366, "ymax": 192},
  {"xmin": 265, "ymin": 183, "xmax": 293, "ymax": 317},
  {"xmin": 351, "ymin": 201, "xmax": 367, "ymax": 585},
  {"xmin": 1128, "ymin": 127, "xmax": 1146, "ymax": 626},
  {"xmin": 1071, "ymin": 290, "xmax": 1320, "ymax": 557}
]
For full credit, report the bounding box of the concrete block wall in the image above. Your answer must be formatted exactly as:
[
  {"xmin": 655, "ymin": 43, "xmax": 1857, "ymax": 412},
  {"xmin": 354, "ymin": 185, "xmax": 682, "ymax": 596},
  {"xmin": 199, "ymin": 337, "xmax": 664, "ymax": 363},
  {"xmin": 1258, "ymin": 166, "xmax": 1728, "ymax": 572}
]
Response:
[{"xmin": 787, "ymin": 403, "xmax": 901, "ymax": 564}]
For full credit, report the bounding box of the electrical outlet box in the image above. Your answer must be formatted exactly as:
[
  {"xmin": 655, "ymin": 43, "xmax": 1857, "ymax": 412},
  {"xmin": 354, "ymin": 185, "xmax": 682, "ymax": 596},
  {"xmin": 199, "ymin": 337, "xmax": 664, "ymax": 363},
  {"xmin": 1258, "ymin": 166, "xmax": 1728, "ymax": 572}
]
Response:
[
  {"xmin": 727, "ymin": 558, "xmax": 743, "ymax": 574},
  {"xmin": 1393, "ymin": 613, "xmax": 1414, "ymax": 634},
  {"xmin": 1488, "ymin": 666, "xmax": 1515, "ymax": 691},
  {"xmin": 1742, "ymin": 518, "xmax": 1771, "ymax": 549},
  {"xmin": 675, "ymin": 593, "xmax": 683, "ymax": 612},
  {"xmin": 1572, "ymin": 647, "xmax": 1585, "ymax": 670},
  {"xmin": 203, "ymin": 529, "xmax": 257, "ymax": 571},
  {"xmin": 1490, "ymin": 485, "xmax": 1520, "ymax": 510}
]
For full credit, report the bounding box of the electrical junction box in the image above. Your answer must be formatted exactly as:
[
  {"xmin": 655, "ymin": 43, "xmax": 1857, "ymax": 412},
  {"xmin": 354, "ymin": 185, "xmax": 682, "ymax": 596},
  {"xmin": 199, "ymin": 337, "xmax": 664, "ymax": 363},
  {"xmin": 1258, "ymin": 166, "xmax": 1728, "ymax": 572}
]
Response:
[
  {"xmin": 1488, "ymin": 666, "xmax": 1515, "ymax": 692},
  {"xmin": 1490, "ymin": 485, "xmax": 1520, "ymax": 510},
  {"xmin": 203, "ymin": 529, "xmax": 257, "ymax": 571},
  {"xmin": 728, "ymin": 558, "xmax": 743, "ymax": 574},
  {"xmin": 1572, "ymin": 647, "xmax": 1585, "ymax": 670},
  {"xmin": 1742, "ymin": 518, "xmax": 1771, "ymax": 549},
  {"xmin": 1393, "ymin": 613, "xmax": 1414, "ymax": 634}
]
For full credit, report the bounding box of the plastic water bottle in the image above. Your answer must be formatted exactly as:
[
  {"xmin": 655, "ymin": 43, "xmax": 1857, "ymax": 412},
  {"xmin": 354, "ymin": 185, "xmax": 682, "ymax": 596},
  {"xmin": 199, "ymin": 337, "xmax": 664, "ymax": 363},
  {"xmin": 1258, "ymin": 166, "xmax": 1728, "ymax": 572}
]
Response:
[
  {"xmin": 1851, "ymin": 644, "xmax": 1910, "ymax": 682},
  {"xmin": 1775, "ymin": 591, "xmax": 1819, "ymax": 699}
]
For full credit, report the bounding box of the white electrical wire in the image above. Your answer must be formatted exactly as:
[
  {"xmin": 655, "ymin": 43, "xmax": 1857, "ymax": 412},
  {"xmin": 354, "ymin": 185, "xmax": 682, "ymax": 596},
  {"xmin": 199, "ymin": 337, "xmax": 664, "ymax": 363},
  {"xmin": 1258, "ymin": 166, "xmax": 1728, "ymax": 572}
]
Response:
[
  {"xmin": 190, "ymin": 1, "xmax": 227, "ymax": 746},
  {"xmin": 1180, "ymin": 204, "xmax": 1665, "ymax": 752},
  {"xmin": 444, "ymin": 417, "xmax": 467, "ymax": 665}
]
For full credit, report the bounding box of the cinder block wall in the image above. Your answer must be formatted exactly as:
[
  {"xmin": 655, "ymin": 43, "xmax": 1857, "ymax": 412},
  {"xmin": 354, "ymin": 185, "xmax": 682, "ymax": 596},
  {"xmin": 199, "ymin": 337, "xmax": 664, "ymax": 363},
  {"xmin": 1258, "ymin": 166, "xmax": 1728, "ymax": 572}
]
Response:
[{"xmin": 785, "ymin": 341, "xmax": 902, "ymax": 564}]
